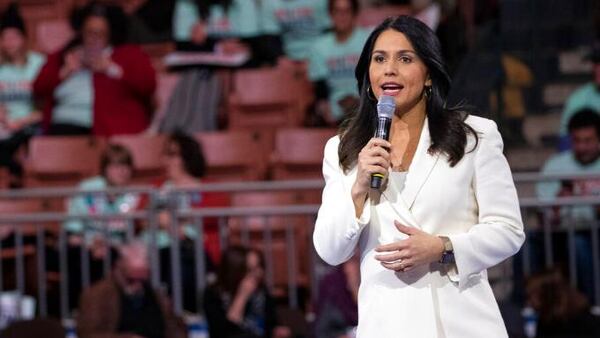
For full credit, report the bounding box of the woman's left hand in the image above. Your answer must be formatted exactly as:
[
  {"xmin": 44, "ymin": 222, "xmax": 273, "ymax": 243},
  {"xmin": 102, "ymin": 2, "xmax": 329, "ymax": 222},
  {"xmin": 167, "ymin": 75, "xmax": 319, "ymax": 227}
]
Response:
[{"xmin": 374, "ymin": 221, "xmax": 444, "ymax": 272}]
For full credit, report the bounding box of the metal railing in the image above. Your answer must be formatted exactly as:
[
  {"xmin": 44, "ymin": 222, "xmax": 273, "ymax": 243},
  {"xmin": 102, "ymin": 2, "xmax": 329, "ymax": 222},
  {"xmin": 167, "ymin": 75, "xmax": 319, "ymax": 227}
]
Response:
[{"xmin": 0, "ymin": 173, "xmax": 599, "ymax": 321}]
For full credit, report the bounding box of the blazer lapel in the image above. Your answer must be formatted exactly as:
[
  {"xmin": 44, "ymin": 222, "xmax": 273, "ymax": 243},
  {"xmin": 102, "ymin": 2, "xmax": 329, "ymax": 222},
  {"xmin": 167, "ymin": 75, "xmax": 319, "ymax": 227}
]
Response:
[{"xmin": 401, "ymin": 118, "xmax": 440, "ymax": 210}]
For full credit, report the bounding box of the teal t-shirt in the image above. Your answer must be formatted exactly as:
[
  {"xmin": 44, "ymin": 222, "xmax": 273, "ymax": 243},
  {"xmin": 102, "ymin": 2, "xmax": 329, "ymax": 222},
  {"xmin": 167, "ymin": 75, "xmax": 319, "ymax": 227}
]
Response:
[
  {"xmin": 52, "ymin": 69, "xmax": 94, "ymax": 127},
  {"xmin": 65, "ymin": 176, "xmax": 140, "ymax": 245},
  {"xmin": 536, "ymin": 151, "xmax": 600, "ymax": 226},
  {"xmin": 308, "ymin": 28, "xmax": 369, "ymax": 120},
  {"xmin": 173, "ymin": 0, "xmax": 261, "ymax": 42},
  {"xmin": 260, "ymin": 0, "xmax": 331, "ymax": 60},
  {"xmin": 559, "ymin": 83, "xmax": 600, "ymax": 136},
  {"xmin": 0, "ymin": 52, "xmax": 45, "ymax": 121},
  {"xmin": 140, "ymin": 181, "xmax": 199, "ymax": 249}
]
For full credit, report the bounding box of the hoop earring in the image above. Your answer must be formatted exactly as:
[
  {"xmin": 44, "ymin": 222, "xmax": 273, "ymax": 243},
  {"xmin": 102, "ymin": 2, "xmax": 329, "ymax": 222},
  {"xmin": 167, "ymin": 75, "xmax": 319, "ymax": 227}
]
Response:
[
  {"xmin": 367, "ymin": 85, "xmax": 377, "ymax": 101},
  {"xmin": 424, "ymin": 86, "xmax": 432, "ymax": 99}
]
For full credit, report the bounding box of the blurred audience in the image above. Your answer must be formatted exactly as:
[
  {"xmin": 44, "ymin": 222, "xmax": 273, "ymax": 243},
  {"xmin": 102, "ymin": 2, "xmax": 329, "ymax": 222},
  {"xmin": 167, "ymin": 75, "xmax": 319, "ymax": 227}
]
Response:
[
  {"xmin": 0, "ymin": 3, "xmax": 45, "ymax": 187},
  {"xmin": 526, "ymin": 269, "xmax": 600, "ymax": 338},
  {"xmin": 492, "ymin": 54, "xmax": 533, "ymax": 146},
  {"xmin": 65, "ymin": 144, "xmax": 140, "ymax": 250},
  {"xmin": 308, "ymin": 0, "xmax": 369, "ymax": 126},
  {"xmin": 122, "ymin": 0, "xmax": 176, "ymax": 44},
  {"xmin": 77, "ymin": 241, "xmax": 187, "ymax": 338},
  {"xmin": 33, "ymin": 2, "xmax": 156, "ymax": 136},
  {"xmin": 203, "ymin": 246, "xmax": 290, "ymax": 338},
  {"xmin": 161, "ymin": 0, "xmax": 280, "ymax": 133},
  {"xmin": 559, "ymin": 45, "xmax": 600, "ymax": 150},
  {"xmin": 435, "ymin": 0, "xmax": 468, "ymax": 76},
  {"xmin": 314, "ymin": 255, "xmax": 359, "ymax": 338},
  {"xmin": 141, "ymin": 131, "xmax": 226, "ymax": 311},
  {"xmin": 62, "ymin": 144, "xmax": 139, "ymax": 310},
  {"xmin": 260, "ymin": 0, "xmax": 331, "ymax": 62},
  {"xmin": 535, "ymin": 109, "xmax": 600, "ymax": 303}
]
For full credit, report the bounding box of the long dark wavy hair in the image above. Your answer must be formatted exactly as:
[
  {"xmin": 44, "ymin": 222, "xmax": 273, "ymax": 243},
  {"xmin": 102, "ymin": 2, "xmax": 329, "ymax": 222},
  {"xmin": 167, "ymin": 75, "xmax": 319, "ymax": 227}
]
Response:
[{"xmin": 338, "ymin": 15, "xmax": 478, "ymax": 172}]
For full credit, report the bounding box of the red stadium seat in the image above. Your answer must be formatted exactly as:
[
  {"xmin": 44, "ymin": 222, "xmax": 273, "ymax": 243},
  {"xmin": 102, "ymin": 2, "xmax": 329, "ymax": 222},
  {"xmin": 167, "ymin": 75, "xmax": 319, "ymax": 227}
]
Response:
[
  {"xmin": 23, "ymin": 136, "xmax": 105, "ymax": 188},
  {"xmin": 228, "ymin": 67, "xmax": 305, "ymax": 130},
  {"xmin": 195, "ymin": 130, "xmax": 269, "ymax": 181},
  {"xmin": 357, "ymin": 5, "xmax": 411, "ymax": 28},
  {"xmin": 35, "ymin": 19, "xmax": 73, "ymax": 54},
  {"xmin": 271, "ymin": 128, "xmax": 337, "ymax": 180},
  {"xmin": 109, "ymin": 134, "xmax": 167, "ymax": 184}
]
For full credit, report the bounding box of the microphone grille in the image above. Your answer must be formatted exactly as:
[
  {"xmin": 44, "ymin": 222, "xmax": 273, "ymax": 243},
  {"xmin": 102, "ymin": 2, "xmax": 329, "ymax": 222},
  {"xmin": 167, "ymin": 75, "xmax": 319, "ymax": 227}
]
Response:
[{"xmin": 377, "ymin": 95, "xmax": 395, "ymax": 119}]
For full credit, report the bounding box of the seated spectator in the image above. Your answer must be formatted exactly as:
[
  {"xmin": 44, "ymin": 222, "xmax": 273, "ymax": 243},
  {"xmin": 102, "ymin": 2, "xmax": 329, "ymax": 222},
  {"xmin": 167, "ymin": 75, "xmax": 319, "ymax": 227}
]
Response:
[
  {"xmin": 558, "ymin": 45, "xmax": 600, "ymax": 149},
  {"xmin": 65, "ymin": 144, "xmax": 140, "ymax": 250},
  {"xmin": 526, "ymin": 268, "xmax": 600, "ymax": 338},
  {"xmin": 62, "ymin": 144, "xmax": 140, "ymax": 310},
  {"xmin": 77, "ymin": 241, "xmax": 186, "ymax": 338},
  {"xmin": 161, "ymin": 0, "xmax": 281, "ymax": 133},
  {"xmin": 33, "ymin": 2, "xmax": 156, "ymax": 136},
  {"xmin": 260, "ymin": 0, "xmax": 331, "ymax": 62},
  {"xmin": 314, "ymin": 255, "xmax": 359, "ymax": 338},
  {"xmin": 308, "ymin": 0, "xmax": 369, "ymax": 126},
  {"xmin": 535, "ymin": 109, "xmax": 600, "ymax": 303},
  {"xmin": 203, "ymin": 246, "xmax": 290, "ymax": 338},
  {"xmin": 141, "ymin": 131, "xmax": 227, "ymax": 311},
  {"xmin": 0, "ymin": 3, "xmax": 45, "ymax": 187}
]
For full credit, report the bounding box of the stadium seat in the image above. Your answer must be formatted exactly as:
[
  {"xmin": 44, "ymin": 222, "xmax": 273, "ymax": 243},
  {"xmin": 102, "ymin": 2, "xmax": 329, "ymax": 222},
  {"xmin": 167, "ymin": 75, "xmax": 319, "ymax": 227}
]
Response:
[
  {"xmin": 35, "ymin": 19, "xmax": 73, "ymax": 54},
  {"xmin": 23, "ymin": 136, "xmax": 105, "ymax": 188},
  {"xmin": 356, "ymin": 5, "xmax": 410, "ymax": 28},
  {"xmin": 270, "ymin": 128, "xmax": 337, "ymax": 180},
  {"xmin": 195, "ymin": 130, "xmax": 269, "ymax": 181},
  {"xmin": 109, "ymin": 134, "xmax": 167, "ymax": 184},
  {"xmin": 228, "ymin": 67, "xmax": 305, "ymax": 129},
  {"xmin": 0, "ymin": 198, "xmax": 46, "ymax": 238}
]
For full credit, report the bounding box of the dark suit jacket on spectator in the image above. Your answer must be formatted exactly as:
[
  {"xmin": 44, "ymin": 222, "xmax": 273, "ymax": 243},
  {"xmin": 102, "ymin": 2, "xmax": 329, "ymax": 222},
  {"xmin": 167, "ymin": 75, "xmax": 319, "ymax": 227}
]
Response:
[
  {"xmin": 77, "ymin": 275, "xmax": 186, "ymax": 338},
  {"xmin": 33, "ymin": 44, "xmax": 156, "ymax": 136}
]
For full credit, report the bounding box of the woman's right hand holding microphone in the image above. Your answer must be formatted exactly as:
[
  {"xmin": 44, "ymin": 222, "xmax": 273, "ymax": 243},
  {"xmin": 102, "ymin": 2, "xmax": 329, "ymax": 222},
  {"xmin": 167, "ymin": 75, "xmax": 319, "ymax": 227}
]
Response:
[{"xmin": 351, "ymin": 138, "xmax": 391, "ymax": 217}]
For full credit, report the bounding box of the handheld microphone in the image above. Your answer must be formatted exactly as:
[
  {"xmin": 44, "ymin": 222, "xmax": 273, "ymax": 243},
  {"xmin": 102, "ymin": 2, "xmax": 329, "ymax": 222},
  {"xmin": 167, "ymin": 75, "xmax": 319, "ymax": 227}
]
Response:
[{"xmin": 370, "ymin": 95, "xmax": 395, "ymax": 189}]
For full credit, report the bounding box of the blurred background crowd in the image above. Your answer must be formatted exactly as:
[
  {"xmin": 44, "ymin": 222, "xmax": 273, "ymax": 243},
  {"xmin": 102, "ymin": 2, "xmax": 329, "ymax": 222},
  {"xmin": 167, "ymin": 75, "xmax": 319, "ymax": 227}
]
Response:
[{"xmin": 0, "ymin": 0, "xmax": 599, "ymax": 337}]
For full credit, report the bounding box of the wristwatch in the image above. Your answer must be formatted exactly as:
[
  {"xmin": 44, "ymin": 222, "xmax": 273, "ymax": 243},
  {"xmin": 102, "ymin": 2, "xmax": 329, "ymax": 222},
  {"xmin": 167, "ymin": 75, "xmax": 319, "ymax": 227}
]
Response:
[{"xmin": 438, "ymin": 236, "xmax": 455, "ymax": 264}]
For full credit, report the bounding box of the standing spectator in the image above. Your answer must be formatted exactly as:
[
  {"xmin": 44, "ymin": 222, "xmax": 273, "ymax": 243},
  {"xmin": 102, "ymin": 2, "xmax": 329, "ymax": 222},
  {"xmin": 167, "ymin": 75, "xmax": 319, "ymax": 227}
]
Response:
[
  {"xmin": 203, "ymin": 246, "xmax": 290, "ymax": 338},
  {"xmin": 33, "ymin": 2, "xmax": 156, "ymax": 136},
  {"xmin": 558, "ymin": 45, "xmax": 600, "ymax": 149},
  {"xmin": 0, "ymin": 3, "xmax": 45, "ymax": 187},
  {"xmin": 535, "ymin": 109, "xmax": 600, "ymax": 302},
  {"xmin": 308, "ymin": 0, "xmax": 369, "ymax": 126},
  {"xmin": 77, "ymin": 242, "xmax": 187, "ymax": 338},
  {"xmin": 260, "ymin": 0, "xmax": 331, "ymax": 62}
]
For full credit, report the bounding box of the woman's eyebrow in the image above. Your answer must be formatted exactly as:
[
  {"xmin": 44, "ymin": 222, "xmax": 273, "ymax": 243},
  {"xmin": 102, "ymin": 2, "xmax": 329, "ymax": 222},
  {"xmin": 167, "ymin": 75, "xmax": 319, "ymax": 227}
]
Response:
[{"xmin": 372, "ymin": 49, "xmax": 417, "ymax": 55}]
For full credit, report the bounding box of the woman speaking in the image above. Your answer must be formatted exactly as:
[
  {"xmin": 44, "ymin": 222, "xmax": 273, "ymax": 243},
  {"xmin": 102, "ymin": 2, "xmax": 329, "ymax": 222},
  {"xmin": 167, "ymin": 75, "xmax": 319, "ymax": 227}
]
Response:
[{"xmin": 313, "ymin": 16, "xmax": 525, "ymax": 337}]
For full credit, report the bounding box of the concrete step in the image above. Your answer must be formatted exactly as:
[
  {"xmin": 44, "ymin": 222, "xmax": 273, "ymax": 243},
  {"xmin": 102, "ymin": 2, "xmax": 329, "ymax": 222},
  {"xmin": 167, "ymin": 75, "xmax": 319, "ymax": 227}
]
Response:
[
  {"xmin": 506, "ymin": 146, "xmax": 556, "ymax": 172},
  {"xmin": 559, "ymin": 47, "xmax": 594, "ymax": 75},
  {"xmin": 542, "ymin": 82, "xmax": 582, "ymax": 108},
  {"xmin": 522, "ymin": 111, "xmax": 561, "ymax": 147}
]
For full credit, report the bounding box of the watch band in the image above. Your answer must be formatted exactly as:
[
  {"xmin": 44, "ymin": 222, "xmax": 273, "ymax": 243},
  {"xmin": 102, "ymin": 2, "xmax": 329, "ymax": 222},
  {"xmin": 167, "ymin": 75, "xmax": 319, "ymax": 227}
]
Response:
[{"xmin": 439, "ymin": 236, "xmax": 455, "ymax": 264}]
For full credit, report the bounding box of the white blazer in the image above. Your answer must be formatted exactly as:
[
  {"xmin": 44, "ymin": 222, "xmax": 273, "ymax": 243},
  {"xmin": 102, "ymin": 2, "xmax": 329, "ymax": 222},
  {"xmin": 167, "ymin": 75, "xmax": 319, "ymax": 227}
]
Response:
[{"xmin": 313, "ymin": 115, "xmax": 525, "ymax": 338}]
